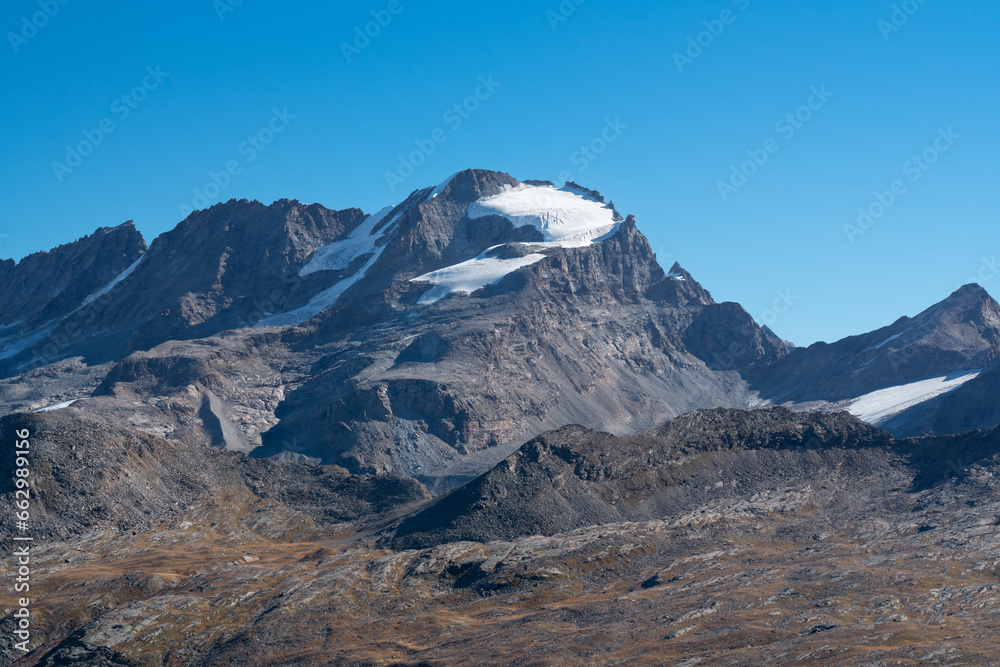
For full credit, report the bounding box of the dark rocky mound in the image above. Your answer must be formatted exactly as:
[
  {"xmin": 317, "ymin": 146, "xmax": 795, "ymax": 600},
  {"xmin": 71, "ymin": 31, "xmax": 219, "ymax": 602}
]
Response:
[{"xmin": 388, "ymin": 407, "xmax": 901, "ymax": 548}]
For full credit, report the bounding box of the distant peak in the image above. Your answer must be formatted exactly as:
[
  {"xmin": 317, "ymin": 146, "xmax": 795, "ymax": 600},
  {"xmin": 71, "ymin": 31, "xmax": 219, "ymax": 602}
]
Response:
[
  {"xmin": 931, "ymin": 283, "xmax": 997, "ymax": 314},
  {"xmin": 563, "ymin": 181, "xmax": 605, "ymax": 203},
  {"xmin": 666, "ymin": 261, "xmax": 690, "ymax": 280},
  {"xmin": 953, "ymin": 283, "xmax": 991, "ymax": 299},
  {"xmin": 424, "ymin": 169, "xmax": 519, "ymax": 204}
]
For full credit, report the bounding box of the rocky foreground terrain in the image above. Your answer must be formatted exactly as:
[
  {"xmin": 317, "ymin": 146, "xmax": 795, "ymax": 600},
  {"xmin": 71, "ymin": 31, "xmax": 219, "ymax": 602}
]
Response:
[{"xmin": 3, "ymin": 406, "xmax": 1000, "ymax": 665}]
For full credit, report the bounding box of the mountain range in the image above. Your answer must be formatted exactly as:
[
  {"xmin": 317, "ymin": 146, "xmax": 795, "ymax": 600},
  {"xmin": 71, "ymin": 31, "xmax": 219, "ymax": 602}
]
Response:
[
  {"xmin": 3, "ymin": 169, "xmax": 1000, "ymax": 664},
  {"xmin": 3, "ymin": 169, "xmax": 997, "ymax": 492}
]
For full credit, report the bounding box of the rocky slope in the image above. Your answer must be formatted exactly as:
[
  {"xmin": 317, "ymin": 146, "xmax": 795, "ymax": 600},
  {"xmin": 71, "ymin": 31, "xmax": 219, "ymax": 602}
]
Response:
[{"xmin": 0, "ymin": 409, "xmax": 428, "ymax": 541}]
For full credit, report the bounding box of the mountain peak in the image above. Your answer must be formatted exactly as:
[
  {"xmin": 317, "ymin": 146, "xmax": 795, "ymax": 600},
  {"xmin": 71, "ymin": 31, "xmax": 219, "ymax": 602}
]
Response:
[
  {"xmin": 942, "ymin": 283, "xmax": 996, "ymax": 308},
  {"xmin": 422, "ymin": 168, "xmax": 519, "ymax": 204},
  {"xmin": 913, "ymin": 282, "xmax": 1000, "ymax": 331}
]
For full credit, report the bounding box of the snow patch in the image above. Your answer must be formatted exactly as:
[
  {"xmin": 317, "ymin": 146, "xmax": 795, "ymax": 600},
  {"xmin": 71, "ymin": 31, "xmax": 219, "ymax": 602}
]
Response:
[
  {"xmin": 847, "ymin": 370, "xmax": 981, "ymax": 424},
  {"xmin": 34, "ymin": 399, "xmax": 79, "ymax": 412},
  {"xmin": 0, "ymin": 322, "xmax": 58, "ymax": 362},
  {"xmin": 412, "ymin": 250, "xmax": 546, "ymax": 305},
  {"xmin": 299, "ymin": 206, "xmax": 395, "ymax": 277},
  {"xmin": 257, "ymin": 207, "xmax": 398, "ymax": 326},
  {"xmin": 80, "ymin": 254, "xmax": 145, "ymax": 308},
  {"xmin": 467, "ymin": 184, "xmax": 619, "ymax": 248},
  {"xmin": 864, "ymin": 324, "xmax": 921, "ymax": 352}
]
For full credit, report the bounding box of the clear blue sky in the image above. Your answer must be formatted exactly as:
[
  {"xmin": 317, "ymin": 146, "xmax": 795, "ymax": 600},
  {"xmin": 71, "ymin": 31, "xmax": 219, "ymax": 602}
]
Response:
[{"xmin": 2, "ymin": 0, "xmax": 998, "ymax": 345}]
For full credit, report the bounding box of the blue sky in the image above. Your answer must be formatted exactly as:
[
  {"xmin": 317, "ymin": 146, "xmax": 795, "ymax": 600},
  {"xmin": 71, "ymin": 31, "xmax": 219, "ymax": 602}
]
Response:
[{"xmin": 2, "ymin": 0, "xmax": 998, "ymax": 345}]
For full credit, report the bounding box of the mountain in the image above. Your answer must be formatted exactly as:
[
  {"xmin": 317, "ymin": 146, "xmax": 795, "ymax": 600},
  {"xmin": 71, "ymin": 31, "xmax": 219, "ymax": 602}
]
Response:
[
  {"xmin": 3, "ymin": 169, "xmax": 998, "ymax": 487},
  {"xmin": 0, "ymin": 169, "xmax": 788, "ymax": 490},
  {"xmin": 0, "ymin": 200, "xmax": 367, "ymax": 370},
  {"xmin": 754, "ymin": 284, "xmax": 1000, "ymax": 435},
  {"xmin": 5, "ymin": 168, "xmax": 1000, "ymax": 665}
]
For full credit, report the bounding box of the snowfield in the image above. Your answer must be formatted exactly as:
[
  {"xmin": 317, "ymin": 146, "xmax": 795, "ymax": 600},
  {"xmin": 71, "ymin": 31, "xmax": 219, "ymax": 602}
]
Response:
[
  {"xmin": 413, "ymin": 250, "xmax": 547, "ymax": 305},
  {"xmin": 847, "ymin": 370, "xmax": 982, "ymax": 424},
  {"xmin": 467, "ymin": 183, "xmax": 619, "ymax": 248},
  {"xmin": 299, "ymin": 205, "xmax": 395, "ymax": 277},
  {"xmin": 412, "ymin": 183, "xmax": 621, "ymax": 303},
  {"xmin": 257, "ymin": 206, "xmax": 398, "ymax": 327},
  {"xmin": 261, "ymin": 182, "xmax": 623, "ymax": 316}
]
